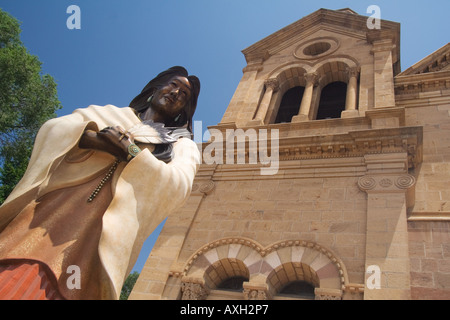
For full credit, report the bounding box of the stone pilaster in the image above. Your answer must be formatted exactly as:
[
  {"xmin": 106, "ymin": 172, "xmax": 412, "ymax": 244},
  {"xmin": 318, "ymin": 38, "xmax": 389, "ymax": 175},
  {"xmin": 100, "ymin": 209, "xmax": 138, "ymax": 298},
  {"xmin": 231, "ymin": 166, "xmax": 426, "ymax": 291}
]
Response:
[
  {"xmin": 368, "ymin": 34, "xmax": 396, "ymax": 108},
  {"xmin": 358, "ymin": 172, "xmax": 415, "ymax": 299}
]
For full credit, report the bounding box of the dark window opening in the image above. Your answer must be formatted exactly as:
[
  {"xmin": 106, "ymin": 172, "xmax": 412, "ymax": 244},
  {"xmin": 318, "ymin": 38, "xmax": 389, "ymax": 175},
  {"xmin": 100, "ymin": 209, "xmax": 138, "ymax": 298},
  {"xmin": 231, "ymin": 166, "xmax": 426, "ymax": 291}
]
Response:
[
  {"xmin": 278, "ymin": 280, "xmax": 315, "ymax": 299},
  {"xmin": 275, "ymin": 86, "xmax": 305, "ymax": 123},
  {"xmin": 303, "ymin": 42, "xmax": 331, "ymax": 56},
  {"xmin": 316, "ymin": 81, "xmax": 347, "ymax": 120},
  {"xmin": 217, "ymin": 276, "xmax": 248, "ymax": 292}
]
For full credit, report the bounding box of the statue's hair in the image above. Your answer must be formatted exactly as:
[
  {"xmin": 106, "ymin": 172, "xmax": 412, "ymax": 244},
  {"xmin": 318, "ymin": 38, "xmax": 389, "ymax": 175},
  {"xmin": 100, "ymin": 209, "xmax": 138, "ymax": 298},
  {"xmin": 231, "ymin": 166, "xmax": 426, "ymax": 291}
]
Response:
[{"xmin": 129, "ymin": 66, "xmax": 200, "ymax": 133}]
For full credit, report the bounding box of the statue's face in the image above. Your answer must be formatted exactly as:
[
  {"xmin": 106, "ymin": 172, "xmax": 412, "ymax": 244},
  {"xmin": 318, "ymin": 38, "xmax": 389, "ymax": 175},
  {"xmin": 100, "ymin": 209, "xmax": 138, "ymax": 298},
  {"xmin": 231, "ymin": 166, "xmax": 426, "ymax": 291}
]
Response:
[{"xmin": 151, "ymin": 76, "xmax": 192, "ymax": 118}]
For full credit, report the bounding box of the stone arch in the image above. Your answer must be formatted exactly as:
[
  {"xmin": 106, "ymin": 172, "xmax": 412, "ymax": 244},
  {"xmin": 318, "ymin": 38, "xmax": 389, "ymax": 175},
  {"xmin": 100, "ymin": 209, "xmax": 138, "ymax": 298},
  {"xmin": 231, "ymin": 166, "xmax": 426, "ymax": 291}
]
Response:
[
  {"xmin": 312, "ymin": 55, "xmax": 359, "ymax": 72},
  {"xmin": 267, "ymin": 262, "xmax": 319, "ymax": 298},
  {"xmin": 275, "ymin": 66, "xmax": 308, "ymax": 93},
  {"xmin": 203, "ymin": 258, "xmax": 249, "ymax": 290},
  {"xmin": 314, "ymin": 60, "xmax": 353, "ymax": 88},
  {"xmin": 181, "ymin": 237, "xmax": 348, "ymax": 300},
  {"xmin": 268, "ymin": 61, "xmax": 314, "ymax": 79}
]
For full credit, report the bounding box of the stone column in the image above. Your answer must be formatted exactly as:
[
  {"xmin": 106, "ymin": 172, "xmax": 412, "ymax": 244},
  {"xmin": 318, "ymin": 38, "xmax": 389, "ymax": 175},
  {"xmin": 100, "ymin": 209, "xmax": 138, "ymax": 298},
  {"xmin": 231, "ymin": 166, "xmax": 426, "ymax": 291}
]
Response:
[
  {"xmin": 292, "ymin": 72, "xmax": 319, "ymax": 122},
  {"xmin": 247, "ymin": 78, "xmax": 279, "ymax": 126},
  {"xmin": 358, "ymin": 171, "xmax": 416, "ymax": 300},
  {"xmin": 341, "ymin": 66, "xmax": 360, "ymax": 118}
]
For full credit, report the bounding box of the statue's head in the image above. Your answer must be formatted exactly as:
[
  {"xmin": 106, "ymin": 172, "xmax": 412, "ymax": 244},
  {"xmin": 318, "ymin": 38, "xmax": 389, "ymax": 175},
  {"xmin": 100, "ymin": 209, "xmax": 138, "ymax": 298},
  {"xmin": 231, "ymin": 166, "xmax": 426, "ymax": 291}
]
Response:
[{"xmin": 129, "ymin": 66, "xmax": 200, "ymax": 133}]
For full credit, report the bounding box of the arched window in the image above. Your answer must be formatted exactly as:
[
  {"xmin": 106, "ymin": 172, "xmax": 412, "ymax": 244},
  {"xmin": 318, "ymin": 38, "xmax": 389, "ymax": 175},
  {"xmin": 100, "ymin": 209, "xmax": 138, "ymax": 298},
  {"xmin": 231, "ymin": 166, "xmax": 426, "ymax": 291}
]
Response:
[
  {"xmin": 316, "ymin": 81, "xmax": 347, "ymax": 120},
  {"xmin": 275, "ymin": 86, "xmax": 305, "ymax": 123},
  {"xmin": 278, "ymin": 280, "xmax": 315, "ymax": 299},
  {"xmin": 217, "ymin": 276, "xmax": 248, "ymax": 292}
]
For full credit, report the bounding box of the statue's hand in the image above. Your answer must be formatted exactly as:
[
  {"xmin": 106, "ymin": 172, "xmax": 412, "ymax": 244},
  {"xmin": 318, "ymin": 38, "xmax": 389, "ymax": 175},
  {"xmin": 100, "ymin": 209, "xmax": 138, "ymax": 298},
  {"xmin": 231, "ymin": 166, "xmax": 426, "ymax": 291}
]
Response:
[{"xmin": 79, "ymin": 126, "xmax": 134, "ymax": 162}]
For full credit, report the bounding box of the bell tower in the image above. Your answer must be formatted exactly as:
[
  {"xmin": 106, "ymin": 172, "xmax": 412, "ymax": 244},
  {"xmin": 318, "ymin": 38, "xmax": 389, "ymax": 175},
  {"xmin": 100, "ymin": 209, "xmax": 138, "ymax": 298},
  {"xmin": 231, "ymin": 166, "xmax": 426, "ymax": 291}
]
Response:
[{"xmin": 130, "ymin": 8, "xmax": 450, "ymax": 300}]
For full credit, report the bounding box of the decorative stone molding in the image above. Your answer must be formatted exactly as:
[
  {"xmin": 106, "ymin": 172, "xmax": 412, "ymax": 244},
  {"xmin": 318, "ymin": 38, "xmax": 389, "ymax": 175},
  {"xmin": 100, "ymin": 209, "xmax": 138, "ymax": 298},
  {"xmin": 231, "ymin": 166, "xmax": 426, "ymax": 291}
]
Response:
[
  {"xmin": 275, "ymin": 126, "xmax": 422, "ymax": 169},
  {"xmin": 314, "ymin": 288, "xmax": 343, "ymax": 300},
  {"xmin": 168, "ymin": 270, "xmax": 184, "ymax": 278},
  {"xmin": 293, "ymin": 37, "xmax": 340, "ymax": 60},
  {"xmin": 243, "ymin": 283, "xmax": 272, "ymax": 300},
  {"xmin": 198, "ymin": 180, "xmax": 215, "ymax": 195},
  {"xmin": 191, "ymin": 180, "xmax": 215, "ymax": 196},
  {"xmin": 358, "ymin": 174, "xmax": 416, "ymax": 193},
  {"xmin": 358, "ymin": 176, "xmax": 377, "ymax": 191},
  {"xmin": 394, "ymin": 174, "xmax": 416, "ymax": 189},
  {"xmin": 206, "ymin": 118, "xmax": 422, "ymax": 170},
  {"xmin": 395, "ymin": 71, "xmax": 450, "ymax": 95},
  {"xmin": 180, "ymin": 277, "xmax": 210, "ymax": 300}
]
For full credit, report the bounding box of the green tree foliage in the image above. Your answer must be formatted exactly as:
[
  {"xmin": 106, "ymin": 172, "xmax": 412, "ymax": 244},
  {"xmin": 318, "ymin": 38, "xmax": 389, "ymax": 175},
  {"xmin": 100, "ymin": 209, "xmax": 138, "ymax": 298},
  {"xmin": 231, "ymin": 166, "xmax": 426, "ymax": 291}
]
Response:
[
  {"xmin": 0, "ymin": 9, "xmax": 61, "ymax": 204},
  {"xmin": 120, "ymin": 271, "xmax": 140, "ymax": 300}
]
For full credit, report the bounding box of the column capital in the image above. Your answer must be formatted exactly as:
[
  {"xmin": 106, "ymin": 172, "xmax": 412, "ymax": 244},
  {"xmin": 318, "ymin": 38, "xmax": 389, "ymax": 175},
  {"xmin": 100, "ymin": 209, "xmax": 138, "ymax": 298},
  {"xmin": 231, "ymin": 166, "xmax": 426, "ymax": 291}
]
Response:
[
  {"xmin": 304, "ymin": 72, "xmax": 320, "ymax": 85},
  {"xmin": 345, "ymin": 66, "xmax": 360, "ymax": 80},
  {"xmin": 357, "ymin": 174, "xmax": 416, "ymax": 193},
  {"xmin": 181, "ymin": 277, "xmax": 210, "ymax": 300},
  {"xmin": 243, "ymin": 282, "xmax": 272, "ymax": 300},
  {"xmin": 264, "ymin": 78, "xmax": 279, "ymax": 91}
]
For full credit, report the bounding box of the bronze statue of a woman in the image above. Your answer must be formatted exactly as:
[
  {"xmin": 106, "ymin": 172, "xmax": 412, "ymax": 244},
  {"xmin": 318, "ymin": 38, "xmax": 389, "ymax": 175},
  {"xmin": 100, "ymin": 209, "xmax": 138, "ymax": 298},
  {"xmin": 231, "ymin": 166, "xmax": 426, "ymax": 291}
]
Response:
[{"xmin": 0, "ymin": 66, "xmax": 201, "ymax": 300}]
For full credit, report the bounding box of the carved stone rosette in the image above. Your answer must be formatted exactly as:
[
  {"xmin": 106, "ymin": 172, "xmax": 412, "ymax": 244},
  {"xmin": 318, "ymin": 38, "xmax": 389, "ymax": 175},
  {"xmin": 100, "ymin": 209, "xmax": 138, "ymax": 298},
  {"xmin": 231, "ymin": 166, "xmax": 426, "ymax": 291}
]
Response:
[{"xmin": 191, "ymin": 180, "xmax": 216, "ymax": 196}]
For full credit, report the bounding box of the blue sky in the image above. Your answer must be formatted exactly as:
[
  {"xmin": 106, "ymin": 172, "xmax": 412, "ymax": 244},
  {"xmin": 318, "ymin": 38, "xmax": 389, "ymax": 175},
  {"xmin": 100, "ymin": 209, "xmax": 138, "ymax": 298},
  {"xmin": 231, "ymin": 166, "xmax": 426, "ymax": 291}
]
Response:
[{"xmin": 1, "ymin": 0, "xmax": 448, "ymax": 274}]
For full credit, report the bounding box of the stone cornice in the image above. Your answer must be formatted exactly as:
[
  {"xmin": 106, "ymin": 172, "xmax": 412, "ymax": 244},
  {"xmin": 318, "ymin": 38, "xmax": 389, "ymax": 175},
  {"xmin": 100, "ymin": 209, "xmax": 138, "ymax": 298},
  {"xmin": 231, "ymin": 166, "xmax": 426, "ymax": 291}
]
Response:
[
  {"xmin": 398, "ymin": 43, "xmax": 450, "ymax": 76},
  {"xmin": 278, "ymin": 127, "xmax": 421, "ymax": 165},
  {"xmin": 394, "ymin": 70, "xmax": 450, "ymax": 95},
  {"xmin": 200, "ymin": 125, "xmax": 423, "ymax": 169}
]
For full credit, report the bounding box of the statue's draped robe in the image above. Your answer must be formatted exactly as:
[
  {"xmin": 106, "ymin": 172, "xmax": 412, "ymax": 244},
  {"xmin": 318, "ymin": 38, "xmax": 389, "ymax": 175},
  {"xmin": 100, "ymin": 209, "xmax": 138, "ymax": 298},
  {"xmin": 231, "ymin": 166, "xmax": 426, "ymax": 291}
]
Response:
[{"xmin": 0, "ymin": 105, "xmax": 200, "ymax": 299}]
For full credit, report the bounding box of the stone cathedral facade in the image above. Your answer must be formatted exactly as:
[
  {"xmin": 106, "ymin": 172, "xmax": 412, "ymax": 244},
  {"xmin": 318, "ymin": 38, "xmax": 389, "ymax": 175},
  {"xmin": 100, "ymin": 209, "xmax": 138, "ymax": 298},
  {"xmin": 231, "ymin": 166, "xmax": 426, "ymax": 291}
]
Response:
[{"xmin": 130, "ymin": 8, "xmax": 450, "ymax": 300}]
